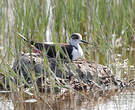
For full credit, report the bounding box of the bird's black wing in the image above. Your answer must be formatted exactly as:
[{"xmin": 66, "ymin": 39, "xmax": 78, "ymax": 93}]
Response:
[
  {"xmin": 61, "ymin": 45, "xmax": 73, "ymax": 60},
  {"xmin": 34, "ymin": 43, "xmax": 73, "ymax": 60},
  {"xmin": 34, "ymin": 43, "xmax": 56, "ymax": 58}
]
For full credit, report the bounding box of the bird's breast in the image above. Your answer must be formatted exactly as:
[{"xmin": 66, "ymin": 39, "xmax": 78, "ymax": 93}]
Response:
[{"xmin": 72, "ymin": 46, "xmax": 84, "ymax": 60}]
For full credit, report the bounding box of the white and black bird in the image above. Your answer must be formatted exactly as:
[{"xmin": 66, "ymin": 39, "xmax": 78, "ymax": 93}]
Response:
[{"xmin": 19, "ymin": 33, "xmax": 89, "ymax": 61}]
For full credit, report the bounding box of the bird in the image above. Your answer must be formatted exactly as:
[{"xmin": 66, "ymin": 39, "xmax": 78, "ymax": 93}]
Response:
[{"xmin": 18, "ymin": 33, "xmax": 89, "ymax": 61}]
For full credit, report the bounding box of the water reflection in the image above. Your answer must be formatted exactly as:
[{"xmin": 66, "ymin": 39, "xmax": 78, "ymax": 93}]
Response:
[
  {"xmin": 94, "ymin": 91, "xmax": 135, "ymax": 110},
  {"xmin": 2, "ymin": 89, "xmax": 131, "ymax": 110},
  {"xmin": 0, "ymin": 100, "xmax": 14, "ymax": 110}
]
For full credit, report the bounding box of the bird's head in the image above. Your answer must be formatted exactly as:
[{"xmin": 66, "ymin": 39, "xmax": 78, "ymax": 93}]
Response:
[{"xmin": 70, "ymin": 33, "xmax": 88, "ymax": 45}]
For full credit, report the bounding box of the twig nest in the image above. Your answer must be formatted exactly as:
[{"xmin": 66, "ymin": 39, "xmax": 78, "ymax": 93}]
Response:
[{"xmin": 11, "ymin": 53, "xmax": 128, "ymax": 91}]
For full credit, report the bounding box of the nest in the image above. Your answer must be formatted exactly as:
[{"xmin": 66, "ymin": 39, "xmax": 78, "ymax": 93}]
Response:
[{"xmin": 9, "ymin": 53, "xmax": 135, "ymax": 93}]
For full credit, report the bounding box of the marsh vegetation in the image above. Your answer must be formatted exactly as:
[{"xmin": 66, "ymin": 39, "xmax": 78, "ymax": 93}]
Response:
[{"xmin": 0, "ymin": 0, "xmax": 135, "ymax": 110}]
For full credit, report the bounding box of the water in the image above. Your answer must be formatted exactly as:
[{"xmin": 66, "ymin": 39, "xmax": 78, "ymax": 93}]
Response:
[
  {"xmin": 94, "ymin": 92, "xmax": 135, "ymax": 110},
  {"xmin": 0, "ymin": 100, "xmax": 14, "ymax": 110},
  {"xmin": 2, "ymin": 90, "xmax": 135, "ymax": 110}
]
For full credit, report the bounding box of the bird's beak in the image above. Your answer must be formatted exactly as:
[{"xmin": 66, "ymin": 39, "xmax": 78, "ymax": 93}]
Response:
[{"xmin": 80, "ymin": 40, "xmax": 89, "ymax": 44}]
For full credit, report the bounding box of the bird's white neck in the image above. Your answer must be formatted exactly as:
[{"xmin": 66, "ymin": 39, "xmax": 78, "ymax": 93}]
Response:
[{"xmin": 71, "ymin": 44, "xmax": 84, "ymax": 61}]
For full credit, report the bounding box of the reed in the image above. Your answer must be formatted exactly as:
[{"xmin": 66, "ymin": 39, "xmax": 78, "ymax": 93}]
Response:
[{"xmin": 0, "ymin": 0, "xmax": 135, "ymax": 109}]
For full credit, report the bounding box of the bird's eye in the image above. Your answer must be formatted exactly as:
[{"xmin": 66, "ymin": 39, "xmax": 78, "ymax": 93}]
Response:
[{"xmin": 71, "ymin": 35, "xmax": 79, "ymax": 40}]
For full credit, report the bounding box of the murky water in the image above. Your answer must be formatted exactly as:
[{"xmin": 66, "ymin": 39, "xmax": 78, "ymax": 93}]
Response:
[
  {"xmin": 0, "ymin": 100, "xmax": 14, "ymax": 110},
  {"xmin": 94, "ymin": 92, "xmax": 135, "ymax": 110},
  {"xmin": 1, "ymin": 89, "xmax": 135, "ymax": 110}
]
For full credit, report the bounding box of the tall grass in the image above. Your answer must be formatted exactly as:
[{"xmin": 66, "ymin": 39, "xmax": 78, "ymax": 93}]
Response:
[
  {"xmin": 0, "ymin": 0, "xmax": 135, "ymax": 61},
  {"xmin": 0, "ymin": 0, "xmax": 135, "ymax": 109}
]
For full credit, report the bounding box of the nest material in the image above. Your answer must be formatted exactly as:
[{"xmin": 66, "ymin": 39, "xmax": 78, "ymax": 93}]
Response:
[{"xmin": 10, "ymin": 53, "xmax": 130, "ymax": 92}]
